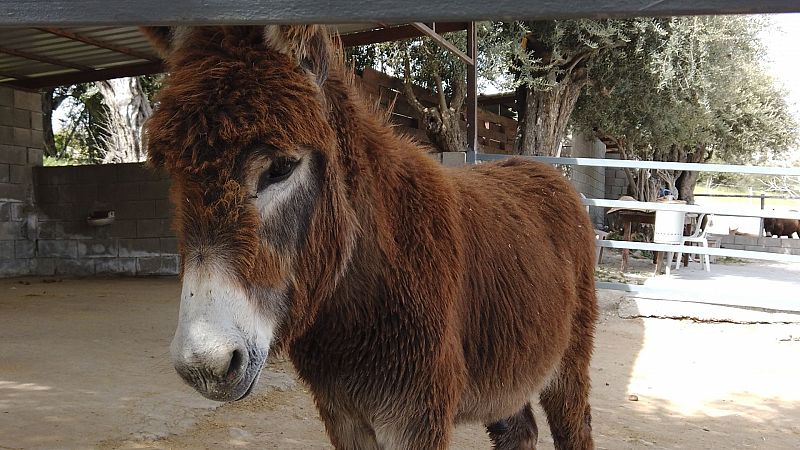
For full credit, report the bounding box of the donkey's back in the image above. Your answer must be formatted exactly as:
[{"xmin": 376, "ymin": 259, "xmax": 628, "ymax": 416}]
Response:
[{"xmin": 448, "ymin": 157, "xmax": 597, "ymax": 447}]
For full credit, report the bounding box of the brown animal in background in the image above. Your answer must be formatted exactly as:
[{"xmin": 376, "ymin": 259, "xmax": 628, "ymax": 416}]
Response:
[
  {"xmin": 764, "ymin": 216, "xmax": 800, "ymax": 238},
  {"xmin": 142, "ymin": 25, "xmax": 597, "ymax": 450}
]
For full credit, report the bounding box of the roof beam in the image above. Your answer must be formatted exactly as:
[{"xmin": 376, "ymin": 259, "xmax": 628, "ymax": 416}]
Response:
[
  {"xmin": 0, "ymin": 46, "xmax": 93, "ymax": 70},
  {"xmin": 35, "ymin": 27, "xmax": 160, "ymax": 62},
  {"xmin": 2, "ymin": 61, "xmax": 163, "ymax": 89},
  {"xmin": 0, "ymin": 1, "xmax": 798, "ymax": 27},
  {"xmin": 410, "ymin": 22, "xmax": 473, "ymax": 66},
  {"xmin": 339, "ymin": 23, "xmax": 468, "ymax": 47}
]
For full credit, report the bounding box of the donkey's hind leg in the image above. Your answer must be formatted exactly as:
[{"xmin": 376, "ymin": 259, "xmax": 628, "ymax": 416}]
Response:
[
  {"xmin": 538, "ymin": 299, "xmax": 596, "ymax": 449},
  {"xmin": 486, "ymin": 402, "xmax": 538, "ymax": 450}
]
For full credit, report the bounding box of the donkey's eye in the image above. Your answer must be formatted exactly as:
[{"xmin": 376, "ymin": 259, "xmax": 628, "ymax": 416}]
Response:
[{"xmin": 257, "ymin": 158, "xmax": 299, "ymax": 192}]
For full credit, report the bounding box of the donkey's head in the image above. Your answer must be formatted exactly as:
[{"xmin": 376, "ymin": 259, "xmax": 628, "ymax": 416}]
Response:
[{"xmin": 143, "ymin": 26, "xmax": 357, "ymax": 401}]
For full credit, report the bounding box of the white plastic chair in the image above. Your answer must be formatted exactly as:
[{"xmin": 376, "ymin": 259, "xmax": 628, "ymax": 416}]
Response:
[{"xmin": 668, "ymin": 214, "xmax": 712, "ymax": 273}]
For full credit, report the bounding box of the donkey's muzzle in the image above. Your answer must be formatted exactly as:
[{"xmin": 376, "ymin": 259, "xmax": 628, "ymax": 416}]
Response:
[{"xmin": 172, "ymin": 343, "xmax": 261, "ymax": 402}]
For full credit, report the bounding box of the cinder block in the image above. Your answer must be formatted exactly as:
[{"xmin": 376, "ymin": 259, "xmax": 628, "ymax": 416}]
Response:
[
  {"xmin": 138, "ymin": 180, "xmax": 171, "ymax": 200},
  {"xmin": 107, "ymin": 220, "xmax": 138, "ymax": 239},
  {"xmin": 154, "ymin": 199, "xmax": 174, "ymax": 218},
  {"xmin": 0, "ymin": 202, "xmax": 9, "ymax": 221},
  {"xmin": 744, "ymin": 245, "xmax": 767, "ymax": 252},
  {"xmin": 782, "ymin": 239, "xmax": 800, "ymax": 249},
  {"xmin": 721, "ymin": 243, "xmax": 744, "ymax": 250},
  {"xmin": 13, "ymin": 89, "xmax": 42, "ymax": 112},
  {"xmin": 0, "ymin": 221, "xmax": 23, "ymax": 240},
  {"xmin": 37, "ymin": 221, "xmax": 92, "ymax": 239},
  {"xmin": 441, "ymin": 152, "xmax": 466, "ymax": 167},
  {"xmin": 734, "ymin": 235, "xmax": 759, "ymax": 246},
  {"xmin": 763, "ymin": 237, "xmax": 783, "ymax": 247},
  {"xmin": 0, "ymin": 106, "xmax": 12, "ymax": 126},
  {"xmin": 30, "ymin": 130, "xmax": 43, "ymax": 148},
  {"xmin": 70, "ymin": 164, "xmax": 117, "ymax": 185},
  {"xmin": 9, "ymin": 164, "xmax": 27, "ymax": 184},
  {"xmin": 137, "ymin": 255, "xmax": 180, "ymax": 276},
  {"xmin": 160, "ymin": 237, "xmax": 178, "ymax": 254},
  {"xmin": 58, "ymin": 183, "xmax": 97, "ymax": 203},
  {"xmin": 0, "ymin": 144, "xmax": 27, "ymax": 164},
  {"xmin": 12, "ymin": 109, "xmax": 30, "ymax": 128},
  {"xmin": 35, "ymin": 184, "xmax": 59, "ymax": 204},
  {"xmin": 136, "ymin": 219, "xmax": 169, "ymax": 238},
  {"xmin": 119, "ymin": 238, "xmax": 161, "ymax": 257},
  {"xmin": 0, "ymin": 258, "xmax": 31, "ymax": 276},
  {"xmin": 30, "ymin": 112, "xmax": 43, "ymax": 131},
  {"xmin": 0, "ymin": 126, "xmax": 12, "ymax": 144},
  {"xmin": 116, "ymin": 200, "xmax": 156, "ymax": 219},
  {"xmin": 0, "ymin": 88, "xmax": 12, "ymax": 107},
  {"xmin": 54, "ymin": 258, "xmax": 95, "ymax": 276},
  {"xmin": 37, "ymin": 239, "xmax": 78, "ymax": 258},
  {"xmin": 0, "ymin": 164, "xmax": 9, "ymax": 183},
  {"xmin": 117, "ymin": 163, "xmax": 160, "ymax": 182},
  {"xmin": 0, "ymin": 240, "xmax": 13, "ymax": 259},
  {"xmin": 31, "ymin": 258, "xmax": 55, "ymax": 276},
  {"xmin": 12, "ymin": 127, "xmax": 31, "ymax": 147},
  {"xmin": 767, "ymin": 247, "xmax": 791, "ymax": 255},
  {"xmin": 14, "ymin": 240, "xmax": 35, "ymax": 258},
  {"xmin": 78, "ymin": 239, "xmax": 119, "ymax": 258},
  {"xmin": 27, "ymin": 148, "xmax": 43, "ymax": 166},
  {"xmin": 100, "ymin": 257, "xmax": 138, "ymax": 276}
]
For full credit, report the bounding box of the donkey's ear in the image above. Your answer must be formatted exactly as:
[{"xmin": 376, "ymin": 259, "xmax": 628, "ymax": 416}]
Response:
[
  {"xmin": 140, "ymin": 26, "xmax": 177, "ymax": 59},
  {"xmin": 264, "ymin": 25, "xmax": 330, "ymax": 85}
]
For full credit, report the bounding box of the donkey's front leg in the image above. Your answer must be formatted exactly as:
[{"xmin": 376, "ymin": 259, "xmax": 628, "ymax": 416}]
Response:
[{"xmin": 315, "ymin": 400, "xmax": 380, "ymax": 450}]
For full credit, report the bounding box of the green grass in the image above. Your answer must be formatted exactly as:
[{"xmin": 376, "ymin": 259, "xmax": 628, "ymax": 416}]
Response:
[{"xmin": 694, "ymin": 186, "xmax": 799, "ymax": 209}]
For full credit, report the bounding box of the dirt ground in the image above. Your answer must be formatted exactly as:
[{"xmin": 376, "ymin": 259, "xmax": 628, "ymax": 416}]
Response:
[{"xmin": 1, "ymin": 277, "xmax": 799, "ymax": 449}]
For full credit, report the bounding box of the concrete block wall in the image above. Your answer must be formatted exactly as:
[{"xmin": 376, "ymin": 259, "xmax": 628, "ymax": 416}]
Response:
[
  {"xmin": 33, "ymin": 163, "xmax": 179, "ymax": 276},
  {"xmin": 569, "ymin": 134, "xmax": 606, "ymax": 228},
  {"xmin": 604, "ymin": 152, "xmax": 628, "ymax": 200},
  {"xmin": 0, "ymin": 86, "xmax": 44, "ymax": 276},
  {"xmin": 719, "ymin": 234, "xmax": 800, "ymax": 256}
]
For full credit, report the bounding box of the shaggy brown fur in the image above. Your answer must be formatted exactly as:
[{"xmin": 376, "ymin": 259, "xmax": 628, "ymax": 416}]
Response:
[{"xmin": 144, "ymin": 25, "xmax": 597, "ymax": 449}]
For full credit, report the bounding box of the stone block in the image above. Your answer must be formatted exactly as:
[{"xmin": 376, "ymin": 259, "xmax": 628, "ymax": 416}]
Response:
[
  {"xmin": 38, "ymin": 221, "xmax": 92, "ymax": 239},
  {"xmin": 31, "ymin": 258, "xmax": 55, "ymax": 276},
  {"xmin": 0, "ymin": 240, "xmax": 13, "ymax": 259},
  {"xmin": 0, "ymin": 183, "xmax": 24, "ymax": 202},
  {"xmin": 137, "ymin": 255, "xmax": 180, "ymax": 276},
  {"xmin": 96, "ymin": 182, "xmax": 144, "ymax": 202},
  {"xmin": 136, "ymin": 219, "xmax": 169, "ymax": 238},
  {"xmin": 107, "ymin": 219, "xmax": 138, "ymax": 239},
  {"xmin": 766, "ymin": 246, "xmax": 791, "ymax": 255},
  {"xmin": 721, "ymin": 243, "xmax": 744, "ymax": 250},
  {"xmin": 154, "ymin": 199, "xmax": 174, "ymax": 219},
  {"xmin": 0, "ymin": 106, "xmax": 12, "ymax": 126},
  {"xmin": 37, "ymin": 239, "xmax": 78, "ymax": 258},
  {"xmin": 35, "ymin": 184, "xmax": 59, "ymax": 204},
  {"xmin": 0, "ymin": 144, "xmax": 28, "ymax": 164},
  {"xmin": 15, "ymin": 240, "xmax": 35, "ymax": 258},
  {"xmin": 441, "ymin": 152, "xmax": 466, "ymax": 167},
  {"xmin": 54, "ymin": 258, "xmax": 95, "ymax": 277},
  {"xmin": 13, "ymin": 89, "xmax": 42, "ymax": 112},
  {"xmin": 0, "ymin": 258, "xmax": 30, "ymax": 276},
  {"xmin": 12, "ymin": 127, "xmax": 32, "ymax": 147},
  {"xmin": 0, "ymin": 202, "xmax": 9, "ymax": 221},
  {"xmin": 12, "ymin": 108, "xmax": 30, "ymax": 128},
  {"xmin": 70, "ymin": 164, "xmax": 117, "ymax": 185},
  {"xmin": 764, "ymin": 237, "xmax": 783, "ymax": 247},
  {"xmin": 30, "ymin": 130, "xmax": 43, "ymax": 148},
  {"xmin": 782, "ymin": 239, "xmax": 800, "ymax": 249},
  {"xmin": 9, "ymin": 164, "xmax": 27, "ymax": 184},
  {"xmin": 77, "ymin": 239, "xmax": 119, "ymax": 258},
  {"xmin": 160, "ymin": 237, "xmax": 178, "ymax": 254},
  {"xmin": 138, "ymin": 180, "xmax": 171, "ymax": 200},
  {"xmin": 117, "ymin": 163, "xmax": 160, "ymax": 182},
  {"xmin": 30, "ymin": 112, "xmax": 43, "ymax": 131},
  {"xmin": 58, "ymin": 183, "xmax": 97, "ymax": 204},
  {"xmin": 27, "ymin": 148, "xmax": 43, "ymax": 166},
  {"xmin": 119, "ymin": 238, "xmax": 161, "ymax": 257},
  {"xmin": 116, "ymin": 200, "xmax": 156, "ymax": 219},
  {"xmin": 0, "ymin": 221, "xmax": 23, "ymax": 240},
  {"xmin": 0, "ymin": 88, "xmax": 12, "ymax": 107},
  {"xmin": 734, "ymin": 235, "xmax": 759, "ymax": 246},
  {"xmin": 0, "ymin": 126, "xmax": 11, "ymax": 144},
  {"xmin": 0, "ymin": 164, "xmax": 8, "ymax": 183},
  {"xmin": 94, "ymin": 257, "xmax": 136, "ymax": 276}
]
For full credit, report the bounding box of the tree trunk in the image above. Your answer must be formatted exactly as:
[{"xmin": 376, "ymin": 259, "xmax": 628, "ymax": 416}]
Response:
[
  {"xmin": 95, "ymin": 77, "xmax": 153, "ymax": 163},
  {"xmin": 677, "ymin": 170, "xmax": 700, "ymax": 204},
  {"xmin": 516, "ymin": 70, "xmax": 586, "ymax": 157}
]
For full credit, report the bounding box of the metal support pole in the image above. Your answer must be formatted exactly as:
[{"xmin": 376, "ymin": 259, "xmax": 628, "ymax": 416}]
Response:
[{"xmin": 465, "ymin": 21, "xmax": 478, "ymax": 164}]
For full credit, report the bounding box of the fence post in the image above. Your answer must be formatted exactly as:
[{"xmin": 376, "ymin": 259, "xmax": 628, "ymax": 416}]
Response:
[{"xmin": 760, "ymin": 193, "xmax": 766, "ymax": 237}]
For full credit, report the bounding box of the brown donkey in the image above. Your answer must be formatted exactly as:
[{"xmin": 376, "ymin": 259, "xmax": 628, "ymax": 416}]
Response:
[{"xmin": 142, "ymin": 25, "xmax": 597, "ymax": 450}]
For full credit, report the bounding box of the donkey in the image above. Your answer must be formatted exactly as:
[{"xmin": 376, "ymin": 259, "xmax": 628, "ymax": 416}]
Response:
[{"xmin": 142, "ymin": 25, "xmax": 597, "ymax": 450}]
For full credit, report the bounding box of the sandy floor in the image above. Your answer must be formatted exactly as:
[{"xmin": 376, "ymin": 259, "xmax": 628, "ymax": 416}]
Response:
[{"xmin": 1, "ymin": 277, "xmax": 799, "ymax": 449}]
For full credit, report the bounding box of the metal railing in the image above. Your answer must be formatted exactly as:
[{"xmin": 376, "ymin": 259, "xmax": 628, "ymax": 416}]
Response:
[{"xmin": 475, "ymin": 153, "xmax": 800, "ymax": 308}]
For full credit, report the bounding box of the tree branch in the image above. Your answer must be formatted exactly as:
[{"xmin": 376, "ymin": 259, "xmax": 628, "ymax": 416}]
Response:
[{"xmin": 402, "ymin": 52, "xmax": 428, "ymax": 117}]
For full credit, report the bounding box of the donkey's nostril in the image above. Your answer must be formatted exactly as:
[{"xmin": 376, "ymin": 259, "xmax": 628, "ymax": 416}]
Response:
[{"xmin": 225, "ymin": 348, "xmax": 245, "ymax": 381}]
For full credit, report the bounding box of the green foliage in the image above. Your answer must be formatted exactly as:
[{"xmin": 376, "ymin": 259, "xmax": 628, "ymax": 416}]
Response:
[{"xmin": 572, "ymin": 15, "xmax": 798, "ymax": 166}]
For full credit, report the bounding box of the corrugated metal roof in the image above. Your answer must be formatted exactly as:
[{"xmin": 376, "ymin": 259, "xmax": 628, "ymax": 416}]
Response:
[{"xmin": 0, "ymin": 24, "xmax": 451, "ymax": 89}]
